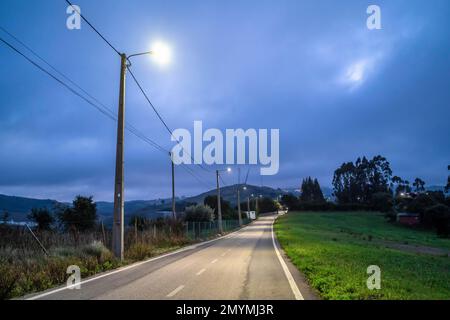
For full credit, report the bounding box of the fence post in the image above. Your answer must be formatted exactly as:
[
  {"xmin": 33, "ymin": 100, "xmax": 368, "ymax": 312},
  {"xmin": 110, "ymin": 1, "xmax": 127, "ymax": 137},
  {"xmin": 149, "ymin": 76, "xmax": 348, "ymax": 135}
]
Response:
[
  {"xmin": 134, "ymin": 219, "xmax": 138, "ymax": 244},
  {"xmin": 101, "ymin": 220, "xmax": 106, "ymax": 246}
]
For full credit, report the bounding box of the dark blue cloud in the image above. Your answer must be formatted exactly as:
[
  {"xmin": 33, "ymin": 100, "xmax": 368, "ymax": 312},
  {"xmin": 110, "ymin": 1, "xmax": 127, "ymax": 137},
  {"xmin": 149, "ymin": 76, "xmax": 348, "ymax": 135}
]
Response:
[{"xmin": 0, "ymin": 0, "xmax": 449, "ymax": 201}]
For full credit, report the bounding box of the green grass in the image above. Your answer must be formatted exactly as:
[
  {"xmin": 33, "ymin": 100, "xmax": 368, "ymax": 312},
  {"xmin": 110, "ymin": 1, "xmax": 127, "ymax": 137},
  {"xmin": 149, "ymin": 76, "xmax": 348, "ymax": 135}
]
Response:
[{"xmin": 275, "ymin": 211, "xmax": 450, "ymax": 300}]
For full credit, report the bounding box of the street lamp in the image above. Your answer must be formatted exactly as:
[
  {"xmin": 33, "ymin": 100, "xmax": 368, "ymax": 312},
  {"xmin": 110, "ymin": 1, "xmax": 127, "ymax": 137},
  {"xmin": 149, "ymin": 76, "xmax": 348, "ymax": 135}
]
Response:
[
  {"xmin": 236, "ymin": 168, "xmax": 246, "ymax": 227},
  {"xmin": 216, "ymin": 167, "xmax": 231, "ymax": 234},
  {"xmin": 112, "ymin": 43, "xmax": 172, "ymax": 260}
]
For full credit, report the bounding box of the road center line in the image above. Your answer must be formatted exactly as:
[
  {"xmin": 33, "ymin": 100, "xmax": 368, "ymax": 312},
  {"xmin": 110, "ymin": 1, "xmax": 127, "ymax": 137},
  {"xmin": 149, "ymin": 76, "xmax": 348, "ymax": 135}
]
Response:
[
  {"xmin": 211, "ymin": 258, "xmax": 219, "ymax": 264},
  {"xmin": 166, "ymin": 285, "xmax": 185, "ymax": 297},
  {"xmin": 196, "ymin": 268, "xmax": 206, "ymax": 276},
  {"xmin": 271, "ymin": 217, "xmax": 304, "ymax": 300}
]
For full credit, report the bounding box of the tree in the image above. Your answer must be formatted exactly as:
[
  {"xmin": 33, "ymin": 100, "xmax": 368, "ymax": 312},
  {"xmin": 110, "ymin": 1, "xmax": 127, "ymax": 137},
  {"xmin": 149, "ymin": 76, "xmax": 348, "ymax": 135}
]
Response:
[
  {"xmin": 445, "ymin": 165, "xmax": 450, "ymax": 193},
  {"xmin": 332, "ymin": 155, "xmax": 392, "ymax": 204},
  {"xmin": 203, "ymin": 195, "xmax": 237, "ymax": 220},
  {"xmin": 184, "ymin": 204, "xmax": 214, "ymax": 222},
  {"xmin": 424, "ymin": 204, "xmax": 450, "ymax": 237},
  {"xmin": 1, "ymin": 211, "xmax": 9, "ymax": 224},
  {"xmin": 370, "ymin": 192, "xmax": 393, "ymax": 213},
  {"xmin": 129, "ymin": 215, "xmax": 151, "ymax": 231},
  {"xmin": 58, "ymin": 195, "xmax": 97, "ymax": 232},
  {"xmin": 392, "ymin": 176, "xmax": 411, "ymax": 196},
  {"xmin": 300, "ymin": 177, "xmax": 325, "ymax": 203},
  {"xmin": 27, "ymin": 208, "xmax": 54, "ymax": 231},
  {"xmin": 258, "ymin": 197, "xmax": 278, "ymax": 213},
  {"xmin": 413, "ymin": 178, "xmax": 426, "ymax": 193},
  {"xmin": 280, "ymin": 194, "xmax": 298, "ymax": 209}
]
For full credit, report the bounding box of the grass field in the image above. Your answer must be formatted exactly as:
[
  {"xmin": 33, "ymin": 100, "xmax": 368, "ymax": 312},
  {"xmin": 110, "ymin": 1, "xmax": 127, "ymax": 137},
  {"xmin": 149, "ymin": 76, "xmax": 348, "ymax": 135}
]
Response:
[{"xmin": 275, "ymin": 211, "xmax": 450, "ymax": 300}]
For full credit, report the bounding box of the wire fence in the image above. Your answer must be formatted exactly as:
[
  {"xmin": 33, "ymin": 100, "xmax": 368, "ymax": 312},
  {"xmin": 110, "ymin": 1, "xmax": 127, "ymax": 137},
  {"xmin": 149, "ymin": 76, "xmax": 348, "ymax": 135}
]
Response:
[
  {"xmin": 0, "ymin": 218, "xmax": 253, "ymax": 259},
  {"xmin": 184, "ymin": 219, "xmax": 252, "ymax": 240}
]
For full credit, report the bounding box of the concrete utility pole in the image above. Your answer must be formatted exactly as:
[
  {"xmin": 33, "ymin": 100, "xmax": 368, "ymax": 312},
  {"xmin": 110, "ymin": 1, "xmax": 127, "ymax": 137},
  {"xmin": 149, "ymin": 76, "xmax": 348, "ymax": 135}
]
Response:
[
  {"xmin": 247, "ymin": 196, "xmax": 250, "ymax": 213},
  {"xmin": 237, "ymin": 168, "xmax": 242, "ymax": 226},
  {"xmin": 112, "ymin": 53, "xmax": 127, "ymax": 261},
  {"xmin": 170, "ymin": 152, "xmax": 176, "ymax": 220},
  {"xmin": 237, "ymin": 188, "xmax": 242, "ymax": 226},
  {"xmin": 255, "ymin": 196, "xmax": 259, "ymax": 214},
  {"xmin": 216, "ymin": 170, "xmax": 223, "ymax": 233}
]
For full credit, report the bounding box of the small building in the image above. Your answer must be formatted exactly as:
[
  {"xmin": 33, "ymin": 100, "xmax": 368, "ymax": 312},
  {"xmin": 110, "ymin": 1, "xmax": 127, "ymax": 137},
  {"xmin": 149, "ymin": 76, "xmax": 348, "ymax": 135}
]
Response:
[
  {"xmin": 396, "ymin": 213, "xmax": 419, "ymax": 226},
  {"xmin": 244, "ymin": 211, "xmax": 256, "ymax": 220}
]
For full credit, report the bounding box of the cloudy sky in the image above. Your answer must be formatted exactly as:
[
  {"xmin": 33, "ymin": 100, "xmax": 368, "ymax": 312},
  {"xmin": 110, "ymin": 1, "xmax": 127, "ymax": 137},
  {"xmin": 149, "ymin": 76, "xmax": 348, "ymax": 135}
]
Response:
[{"xmin": 0, "ymin": 0, "xmax": 449, "ymax": 201}]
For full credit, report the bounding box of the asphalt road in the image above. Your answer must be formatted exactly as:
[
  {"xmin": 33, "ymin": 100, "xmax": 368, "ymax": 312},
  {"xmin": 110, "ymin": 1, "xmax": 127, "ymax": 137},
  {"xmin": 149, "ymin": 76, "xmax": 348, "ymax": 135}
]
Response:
[{"xmin": 27, "ymin": 214, "xmax": 316, "ymax": 300}]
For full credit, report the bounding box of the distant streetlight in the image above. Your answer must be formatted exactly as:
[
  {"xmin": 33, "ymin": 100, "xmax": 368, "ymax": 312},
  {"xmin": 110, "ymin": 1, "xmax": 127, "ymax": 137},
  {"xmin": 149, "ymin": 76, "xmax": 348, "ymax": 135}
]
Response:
[{"xmin": 236, "ymin": 168, "xmax": 246, "ymax": 227}]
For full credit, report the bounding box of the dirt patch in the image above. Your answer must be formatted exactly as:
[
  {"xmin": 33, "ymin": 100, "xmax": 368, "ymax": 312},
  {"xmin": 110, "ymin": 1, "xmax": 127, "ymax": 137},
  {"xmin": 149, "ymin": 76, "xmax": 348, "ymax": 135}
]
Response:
[{"xmin": 377, "ymin": 241, "xmax": 450, "ymax": 257}]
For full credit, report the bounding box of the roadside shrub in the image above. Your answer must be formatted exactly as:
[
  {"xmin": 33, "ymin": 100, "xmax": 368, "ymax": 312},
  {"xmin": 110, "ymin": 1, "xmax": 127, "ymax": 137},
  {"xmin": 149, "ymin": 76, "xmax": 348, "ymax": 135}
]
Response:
[
  {"xmin": 184, "ymin": 204, "xmax": 214, "ymax": 222},
  {"xmin": 81, "ymin": 241, "xmax": 113, "ymax": 263},
  {"xmin": 384, "ymin": 211, "xmax": 397, "ymax": 222},
  {"xmin": 280, "ymin": 194, "xmax": 299, "ymax": 210},
  {"xmin": 370, "ymin": 192, "xmax": 393, "ymax": 213},
  {"xmin": 126, "ymin": 243, "xmax": 155, "ymax": 261},
  {"xmin": 27, "ymin": 208, "xmax": 55, "ymax": 231},
  {"xmin": 296, "ymin": 201, "xmax": 336, "ymax": 211},
  {"xmin": 0, "ymin": 264, "xmax": 20, "ymax": 299},
  {"xmin": 258, "ymin": 197, "xmax": 279, "ymax": 213},
  {"xmin": 406, "ymin": 194, "xmax": 437, "ymax": 226}
]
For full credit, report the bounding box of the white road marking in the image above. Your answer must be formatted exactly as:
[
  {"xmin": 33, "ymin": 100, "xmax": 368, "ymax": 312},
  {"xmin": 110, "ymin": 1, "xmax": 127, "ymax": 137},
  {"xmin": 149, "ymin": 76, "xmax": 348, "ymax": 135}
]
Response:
[
  {"xmin": 26, "ymin": 224, "xmax": 253, "ymax": 300},
  {"xmin": 166, "ymin": 285, "xmax": 185, "ymax": 297},
  {"xmin": 271, "ymin": 217, "xmax": 304, "ymax": 300},
  {"xmin": 211, "ymin": 258, "xmax": 218, "ymax": 264},
  {"xmin": 221, "ymin": 252, "xmax": 227, "ymax": 257},
  {"xmin": 196, "ymin": 268, "xmax": 206, "ymax": 276}
]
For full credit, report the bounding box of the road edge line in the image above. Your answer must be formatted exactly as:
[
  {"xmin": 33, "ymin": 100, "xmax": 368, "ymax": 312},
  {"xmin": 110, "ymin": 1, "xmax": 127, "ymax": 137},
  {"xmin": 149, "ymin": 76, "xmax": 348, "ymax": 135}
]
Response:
[{"xmin": 271, "ymin": 216, "xmax": 304, "ymax": 300}]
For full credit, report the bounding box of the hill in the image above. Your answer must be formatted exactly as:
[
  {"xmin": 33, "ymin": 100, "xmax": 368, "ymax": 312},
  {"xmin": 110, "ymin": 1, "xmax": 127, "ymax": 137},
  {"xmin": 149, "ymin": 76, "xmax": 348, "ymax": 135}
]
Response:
[{"xmin": 0, "ymin": 194, "xmax": 59, "ymax": 221}]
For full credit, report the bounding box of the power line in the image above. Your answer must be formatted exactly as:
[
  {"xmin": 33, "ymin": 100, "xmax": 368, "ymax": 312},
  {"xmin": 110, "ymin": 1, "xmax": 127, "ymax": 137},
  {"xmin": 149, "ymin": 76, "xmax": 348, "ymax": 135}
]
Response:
[
  {"xmin": 63, "ymin": 1, "xmax": 213, "ymax": 177},
  {"xmin": 219, "ymin": 175, "xmax": 228, "ymax": 187},
  {"xmin": 0, "ymin": 26, "xmax": 168, "ymax": 154},
  {"xmin": 180, "ymin": 164, "xmax": 214, "ymax": 190},
  {"xmin": 126, "ymin": 66, "xmax": 212, "ymax": 174},
  {"xmin": 0, "ymin": 32, "xmax": 214, "ymax": 191},
  {"xmin": 65, "ymin": 0, "xmax": 121, "ymax": 56},
  {"xmin": 0, "ymin": 34, "xmax": 169, "ymax": 155}
]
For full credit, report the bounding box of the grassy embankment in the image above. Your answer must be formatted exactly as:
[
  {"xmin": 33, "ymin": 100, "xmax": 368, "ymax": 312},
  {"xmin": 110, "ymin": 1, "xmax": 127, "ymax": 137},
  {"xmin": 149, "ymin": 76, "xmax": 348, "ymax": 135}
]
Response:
[
  {"xmin": 275, "ymin": 211, "xmax": 450, "ymax": 300},
  {"xmin": 0, "ymin": 227, "xmax": 190, "ymax": 299}
]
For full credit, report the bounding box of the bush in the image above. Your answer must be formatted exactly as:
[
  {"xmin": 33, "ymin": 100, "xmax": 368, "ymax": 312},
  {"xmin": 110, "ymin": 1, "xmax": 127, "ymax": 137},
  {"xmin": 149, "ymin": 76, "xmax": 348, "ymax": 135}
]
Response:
[
  {"xmin": 57, "ymin": 195, "xmax": 97, "ymax": 232},
  {"xmin": 27, "ymin": 208, "xmax": 54, "ymax": 231},
  {"xmin": 81, "ymin": 241, "xmax": 112, "ymax": 262},
  {"xmin": 407, "ymin": 193, "xmax": 437, "ymax": 213},
  {"xmin": 424, "ymin": 204, "xmax": 450, "ymax": 237},
  {"xmin": 296, "ymin": 201, "xmax": 336, "ymax": 211},
  {"xmin": 184, "ymin": 204, "xmax": 215, "ymax": 222},
  {"xmin": 280, "ymin": 194, "xmax": 299, "ymax": 210},
  {"xmin": 258, "ymin": 197, "xmax": 279, "ymax": 213},
  {"xmin": 370, "ymin": 192, "xmax": 393, "ymax": 213}
]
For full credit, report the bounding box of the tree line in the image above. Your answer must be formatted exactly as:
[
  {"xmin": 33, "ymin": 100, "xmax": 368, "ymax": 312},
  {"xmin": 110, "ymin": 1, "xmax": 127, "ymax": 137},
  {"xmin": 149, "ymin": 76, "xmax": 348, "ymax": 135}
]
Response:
[{"xmin": 280, "ymin": 155, "xmax": 450, "ymax": 237}]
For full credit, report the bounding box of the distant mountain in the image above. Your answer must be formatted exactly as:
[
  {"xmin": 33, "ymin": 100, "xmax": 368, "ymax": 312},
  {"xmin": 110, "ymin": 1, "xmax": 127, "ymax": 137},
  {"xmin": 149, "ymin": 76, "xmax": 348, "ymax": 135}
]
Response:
[
  {"xmin": 0, "ymin": 194, "xmax": 171, "ymax": 224},
  {"xmin": 0, "ymin": 194, "xmax": 59, "ymax": 221},
  {"xmin": 3, "ymin": 184, "xmax": 444, "ymax": 223},
  {"xmin": 183, "ymin": 184, "xmax": 287, "ymax": 205}
]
